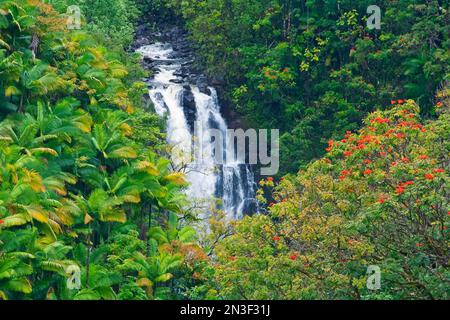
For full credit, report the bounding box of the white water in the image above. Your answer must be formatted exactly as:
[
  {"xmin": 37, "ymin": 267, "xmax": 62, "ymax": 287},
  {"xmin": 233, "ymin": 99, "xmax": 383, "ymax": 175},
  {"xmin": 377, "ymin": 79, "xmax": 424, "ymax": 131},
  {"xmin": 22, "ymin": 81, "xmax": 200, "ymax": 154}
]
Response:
[{"xmin": 137, "ymin": 42, "xmax": 257, "ymax": 219}]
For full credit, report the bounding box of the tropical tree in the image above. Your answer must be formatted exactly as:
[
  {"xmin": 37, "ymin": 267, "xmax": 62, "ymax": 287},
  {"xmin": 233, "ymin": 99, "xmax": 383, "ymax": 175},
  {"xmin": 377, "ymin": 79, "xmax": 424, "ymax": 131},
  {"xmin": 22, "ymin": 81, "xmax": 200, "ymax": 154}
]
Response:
[{"xmin": 212, "ymin": 101, "xmax": 450, "ymax": 300}]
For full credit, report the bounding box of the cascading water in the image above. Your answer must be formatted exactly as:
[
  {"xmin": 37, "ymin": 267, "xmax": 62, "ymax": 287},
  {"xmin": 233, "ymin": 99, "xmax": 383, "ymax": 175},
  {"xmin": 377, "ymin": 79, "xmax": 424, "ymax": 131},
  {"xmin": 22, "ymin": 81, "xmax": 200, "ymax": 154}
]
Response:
[{"xmin": 137, "ymin": 42, "xmax": 257, "ymax": 219}]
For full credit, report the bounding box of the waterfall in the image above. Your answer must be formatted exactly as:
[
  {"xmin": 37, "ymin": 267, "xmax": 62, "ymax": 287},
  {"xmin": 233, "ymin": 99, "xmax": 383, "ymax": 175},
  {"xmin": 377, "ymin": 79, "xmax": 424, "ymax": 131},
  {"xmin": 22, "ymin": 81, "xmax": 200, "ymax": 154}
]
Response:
[{"xmin": 137, "ymin": 42, "xmax": 257, "ymax": 219}]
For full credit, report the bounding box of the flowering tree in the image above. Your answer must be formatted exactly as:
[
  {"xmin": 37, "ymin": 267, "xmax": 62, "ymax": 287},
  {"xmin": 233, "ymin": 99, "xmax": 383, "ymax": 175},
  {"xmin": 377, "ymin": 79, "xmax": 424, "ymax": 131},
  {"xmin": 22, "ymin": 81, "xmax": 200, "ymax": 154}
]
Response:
[{"xmin": 212, "ymin": 101, "xmax": 449, "ymax": 299}]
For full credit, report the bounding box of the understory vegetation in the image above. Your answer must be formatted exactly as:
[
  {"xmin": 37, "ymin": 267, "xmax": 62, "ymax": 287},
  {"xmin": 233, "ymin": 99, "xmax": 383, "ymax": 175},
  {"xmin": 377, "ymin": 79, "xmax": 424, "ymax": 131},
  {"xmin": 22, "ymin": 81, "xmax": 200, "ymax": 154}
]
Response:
[{"xmin": 0, "ymin": 0, "xmax": 448, "ymax": 300}]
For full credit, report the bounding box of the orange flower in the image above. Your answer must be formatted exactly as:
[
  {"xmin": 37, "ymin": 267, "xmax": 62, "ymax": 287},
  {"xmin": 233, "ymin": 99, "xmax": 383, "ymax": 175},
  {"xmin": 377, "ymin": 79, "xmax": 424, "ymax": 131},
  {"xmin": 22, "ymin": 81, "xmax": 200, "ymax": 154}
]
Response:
[
  {"xmin": 416, "ymin": 243, "xmax": 423, "ymax": 247},
  {"xmin": 433, "ymin": 168, "xmax": 445, "ymax": 173},
  {"xmin": 343, "ymin": 151, "xmax": 353, "ymax": 157},
  {"xmin": 396, "ymin": 186, "xmax": 405, "ymax": 195},
  {"xmin": 267, "ymin": 177, "xmax": 273, "ymax": 182},
  {"xmin": 391, "ymin": 100, "xmax": 396, "ymax": 105},
  {"xmin": 289, "ymin": 253, "xmax": 298, "ymax": 261},
  {"xmin": 363, "ymin": 159, "xmax": 372, "ymax": 164},
  {"xmin": 0, "ymin": 219, "xmax": 4, "ymax": 224},
  {"xmin": 398, "ymin": 99, "xmax": 405, "ymax": 104},
  {"xmin": 418, "ymin": 155, "xmax": 428, "ymax": 160},
  {"xmin": 273, "ymin": 236, "xmax": 281, "ymax": 242},
  {"xmin": 424, "ymin": 173, "xmax": 434, "ymax": 180},
  {"xmin": 436, "ymin": 102, "xmax": 443, "ymax": 108},
  {"xmin": 373, "ymin": 117, "xmax": 389, "ymax": 124},
  {"xmin": 396, "ymin": 133, "xmax": 406, "ymax": 139},
  {"xmin": 363, "ymin": 169, "xmax": 373, "ymax": 175},
  {"xmin": 378, "ymin": 197, "xmax": 386, "ymax": 204}
]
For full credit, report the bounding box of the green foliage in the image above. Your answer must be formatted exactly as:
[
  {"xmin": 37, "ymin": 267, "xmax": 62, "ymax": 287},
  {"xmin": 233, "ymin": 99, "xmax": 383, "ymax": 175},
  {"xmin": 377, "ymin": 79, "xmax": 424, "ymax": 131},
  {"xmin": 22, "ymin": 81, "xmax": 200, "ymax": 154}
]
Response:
[
  {"xmin": 1, "ymin": 0, "xmax": 448, "ymax": 301},
  {"xmin": 0, "ymin": 0, "xmax": 207, "ymax": 300},
  {"xmin": 211, "ymin": 101, "xmax": 450, "ymax": 300},
  {"xmin": 49, "ymin": 0, "xmax": 140, "ymax": 48},
  {"xmin": 165, "ymin": 0, "xmax": 449, "ymax": 175}
]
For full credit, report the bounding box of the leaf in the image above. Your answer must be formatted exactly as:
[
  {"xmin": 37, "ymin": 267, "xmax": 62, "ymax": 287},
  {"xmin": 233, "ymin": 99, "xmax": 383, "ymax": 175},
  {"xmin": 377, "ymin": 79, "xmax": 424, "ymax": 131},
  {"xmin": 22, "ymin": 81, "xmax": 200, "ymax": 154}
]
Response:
[
  {"xmin": 168, "ymin": 212, "xmax": 177, "ymax": 231},
  {"xmin": 5, "ymin": 86, "xmax": 20, "ymax": 96},
  {"xmin": 163, "ymin": 172, "xmax": 187, "ymax": 186},
  {"xmin": 4, "ymin": 278, "xmax": 32, "ymax": 294},
  {"xmin": 0, "ymin": 37, "xmax": 10, "ymax": 50},
  {"xmin": 84, "ymin": 213, "xmax": 93, "ymax": 225},
  {"xmin": 30, "ymin": 147, "xmax": 58, "ymax": 156},
  {"xmin": 122, "ymin": 193, "xmax": 141, "ymax": 203},
  {"xmin": 26, "ymin": 206, "xmax": 49, "ymax": 223},
  {"xmin": 155, "ymin": 273, "xmax": 173, "ymax": 283},
  {"xmin": 178, "ymin": 227, "xmax": 197, "ymax": 243},
  {"xmin": 149, "ymin": 227, "xmax": 169, "ymax": 244},
  {"xmin": 101, "ymin": 210, "xmax": 126, "ymax": 223},
  {"xmin": 1, "ymin": 214, "xmax": 29, "ymax": 228},
  {"xmin": 109, "ymin": 146, "xmax": 137, "ymax": 159},
  {"xmin": 40, "ymin": 260, "xmax": 67, "ymax": 275},
  {"xmin": 136, "ymin": 277, "xmax": 153, "ymax": 288},
  {"xmin": 74, "ymin": 289, "xmax": 101, "ymax": 300},
  {"xmin": 135, "ymin": 161, "xmax": 159, "ymax": 175}
]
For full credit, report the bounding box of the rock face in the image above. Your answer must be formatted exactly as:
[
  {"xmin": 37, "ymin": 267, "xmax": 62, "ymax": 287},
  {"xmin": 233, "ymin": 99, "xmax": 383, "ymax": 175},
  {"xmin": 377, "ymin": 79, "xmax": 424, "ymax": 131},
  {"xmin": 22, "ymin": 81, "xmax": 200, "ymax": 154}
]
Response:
[{"xmin": 131, "ymin": 24, "xmax": 151, "ymax": 50}]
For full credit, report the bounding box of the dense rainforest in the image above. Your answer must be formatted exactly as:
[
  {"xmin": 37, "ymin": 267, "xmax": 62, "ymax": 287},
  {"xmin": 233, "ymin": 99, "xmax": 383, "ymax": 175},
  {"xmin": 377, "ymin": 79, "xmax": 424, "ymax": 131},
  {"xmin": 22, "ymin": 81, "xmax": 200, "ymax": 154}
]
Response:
[{"xmin": 0, "ymin": 0, "xmax": 449, "ymax": 301}]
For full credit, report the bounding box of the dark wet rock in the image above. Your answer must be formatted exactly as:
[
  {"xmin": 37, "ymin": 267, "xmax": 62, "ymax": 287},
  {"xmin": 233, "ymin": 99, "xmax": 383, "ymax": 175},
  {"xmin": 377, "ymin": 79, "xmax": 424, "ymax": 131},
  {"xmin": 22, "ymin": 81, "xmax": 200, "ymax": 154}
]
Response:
[
  {"xmin": 173, "ymin": 71, "xmax": 186, "ymax": 78},
  {"xmin": 143, "ymin": 56, "xmax": 153, "ymax": 64},
  {"xmin": 148, "ymin": 92, "xmax": 167, "ymax": 113},
  {"xmin": 170, "ymin": 78, "xmax": 184, "ymax": 84},
  {"xmin": 182, "ymin": 87, "xmax": 197, "ymax": 131},
  {"xmin": 195, "ymin": 75, "xmax": 208, "ymax": 94},
  {"xmin": 153, "ymin": 92, "xmax": 164, "ymax": 102},
  {"xmin": 211, "ymin": 76, "xmax": 224, "ymax": 86},
  {"xmin": 182, "ymin": 88, "xmax": 196, "ymax": 111},
  {"xmin": 141, "ymin": 92, "xmax": 153, "ymax": 110},
  {"xmin": 133, "ymin": 38, "xmax": 150, "ymax": 49},
  {"xmin": 136, "ymin": 24, "xmax": 148, "ymax": 37}
]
